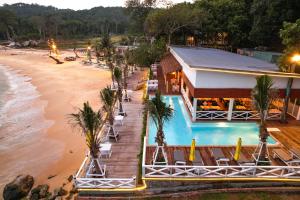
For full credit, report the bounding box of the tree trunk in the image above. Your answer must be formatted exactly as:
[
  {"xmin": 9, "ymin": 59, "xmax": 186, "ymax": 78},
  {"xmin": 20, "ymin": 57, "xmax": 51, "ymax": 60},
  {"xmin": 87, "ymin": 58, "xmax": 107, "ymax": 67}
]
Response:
[
  {"xmin": 281, "ymin": 77, "xmax": 293, "ymax": 123},
  {"xmin": 109, "ymin": 113, "xmax": 115, "ymax": 135},
  {"xmin": 258, "ymin": 124, "xmax": 268, "ymax": 161},
  {"xmin": 118, "ymin": 86, "xmax": 123, "ymax": 115},
  {"xmin": 6, "ymin": 29, "xmax": 11, "ymax": 41},
  {"xmin": 167, "ymin": 33, "xmax": 172, "ymax": 46},
  {"xmin": 155, "ymin": 126, "xmax": 166, "ymax": 162}
]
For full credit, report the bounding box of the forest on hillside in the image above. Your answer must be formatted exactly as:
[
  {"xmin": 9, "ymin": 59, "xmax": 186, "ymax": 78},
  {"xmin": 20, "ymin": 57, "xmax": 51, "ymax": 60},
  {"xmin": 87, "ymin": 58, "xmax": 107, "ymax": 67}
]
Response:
[
  {"xmin": 0, "ymin": 3, "xmax": 129, "ymax": 41},
  {"xmin": 1, "ymin": 0, "xmax": 300, "ymax": 51}
]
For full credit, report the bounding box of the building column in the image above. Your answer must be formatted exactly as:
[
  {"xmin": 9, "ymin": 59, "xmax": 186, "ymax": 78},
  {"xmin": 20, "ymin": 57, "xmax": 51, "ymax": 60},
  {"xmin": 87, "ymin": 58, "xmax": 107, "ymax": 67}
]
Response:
[
  {"xmin": 192, "ymin": 98, "xmax": 197, "ymax": 122},
  {"xmin": 180, "ymin": 79, "xmax": 184, "ymax": 92},
  {"xmin": 227, "ymin": 98, "xmax": 235, "ymax": 121}
]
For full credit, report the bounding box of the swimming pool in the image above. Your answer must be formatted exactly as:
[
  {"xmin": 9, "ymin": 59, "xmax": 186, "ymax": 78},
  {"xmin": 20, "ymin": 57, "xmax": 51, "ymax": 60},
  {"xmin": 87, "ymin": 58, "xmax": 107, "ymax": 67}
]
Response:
[{"xmin": 148, "ymin": 96, "xmax": 276, "ymax": 146}]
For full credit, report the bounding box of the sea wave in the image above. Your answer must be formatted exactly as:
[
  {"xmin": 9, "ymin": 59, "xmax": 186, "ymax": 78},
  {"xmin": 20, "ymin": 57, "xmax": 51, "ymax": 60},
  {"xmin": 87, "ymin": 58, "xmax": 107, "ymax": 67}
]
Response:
[{"xmin": 0, "ymin": 64, "xmax": 53, "ymax": 150}]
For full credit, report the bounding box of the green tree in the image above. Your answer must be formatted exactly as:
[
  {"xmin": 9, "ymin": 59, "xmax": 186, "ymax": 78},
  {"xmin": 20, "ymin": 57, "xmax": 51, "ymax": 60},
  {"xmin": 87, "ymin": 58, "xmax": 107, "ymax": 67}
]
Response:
[
  {"xmin": 249, "ymin": 0, "xmax": 300, "ymax": 48},
  {"xmin": 69, "ymin": 102, "xmax": 103, "ymax": 172},
  {"xmin": 252, "ymin": 75, "xmax": 277, "ymax": 162},
  {"xmin": 100, "ymin": 87, "xmax": 117, "ymax": 136},
  {"xmin": 148, "ymin": 91, "xmax": 173, "ymax": 163},
  {"xmin": 278, "ymin": 19, "xmax": 300, "ymax": 122},
  {"xmin": 145, "ymin": 3, "xmax": 200, "ymax": 45},
  {"xmin": 0, "ymin": 9, "xmax": 17, "ymax": 40},
  {"xmin": 114, "ymin": 67, "xmax": 124, "ymax": 115},
  {"xmin": 101, "ymin": 33, "xmax": 115, "ymax": 84}
]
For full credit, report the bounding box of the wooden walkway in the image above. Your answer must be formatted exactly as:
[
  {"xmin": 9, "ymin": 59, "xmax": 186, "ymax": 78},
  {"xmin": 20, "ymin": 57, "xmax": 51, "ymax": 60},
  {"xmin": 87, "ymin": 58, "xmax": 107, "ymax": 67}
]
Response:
[{"xmin": 102, "ymin": 70, "xmax": 146, "ymax": 178}]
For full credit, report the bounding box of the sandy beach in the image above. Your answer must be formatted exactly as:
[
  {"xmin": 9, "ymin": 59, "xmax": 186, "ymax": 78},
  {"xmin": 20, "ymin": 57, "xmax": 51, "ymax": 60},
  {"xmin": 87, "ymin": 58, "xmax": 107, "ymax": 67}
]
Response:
[{"xmin": 0, "ymin": 49, "xmax": 112, "ymax": 193}]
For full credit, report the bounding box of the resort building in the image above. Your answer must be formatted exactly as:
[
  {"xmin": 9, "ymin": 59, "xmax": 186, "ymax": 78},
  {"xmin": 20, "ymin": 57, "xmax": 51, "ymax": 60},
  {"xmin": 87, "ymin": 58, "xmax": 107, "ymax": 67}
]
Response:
[{"xmin": 160, "ymin": 46, "xmax": 300, "ymax": 121}]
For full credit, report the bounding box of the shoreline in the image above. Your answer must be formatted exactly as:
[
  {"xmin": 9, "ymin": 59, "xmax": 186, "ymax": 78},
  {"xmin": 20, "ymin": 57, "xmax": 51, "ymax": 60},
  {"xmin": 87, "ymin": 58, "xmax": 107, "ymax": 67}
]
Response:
[{"xmin": 0, "ymin": 49, "xmax": 111, "ymax": 193}]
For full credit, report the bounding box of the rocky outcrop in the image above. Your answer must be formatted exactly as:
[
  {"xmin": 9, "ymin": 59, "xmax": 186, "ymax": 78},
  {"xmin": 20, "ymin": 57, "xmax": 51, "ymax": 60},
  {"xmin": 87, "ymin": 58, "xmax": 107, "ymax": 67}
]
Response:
[
  {"xmin": 7, "ymin": 40, "xmax": 40, "ymax": 48},
  {"xmin": 3, "ymin": 175, "xmax": 34, "ymax": 200},
  {"xmin": 29, "ymin": 184, "xmax": 50, "ymax": 200}
]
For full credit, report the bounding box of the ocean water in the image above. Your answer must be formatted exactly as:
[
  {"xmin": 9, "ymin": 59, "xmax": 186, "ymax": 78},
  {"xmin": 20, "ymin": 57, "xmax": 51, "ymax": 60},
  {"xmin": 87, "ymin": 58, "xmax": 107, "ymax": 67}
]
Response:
[
  {"xmin": 148, "ymin": 96, "xmax": 276, "ymax": 146},
  {"xmin": 0, "ymin": 65, "xmax": 10, "ymax": 127},
  {"xmin": 0, "ymin": 64, "xmax": 52, "ymax": 149}
]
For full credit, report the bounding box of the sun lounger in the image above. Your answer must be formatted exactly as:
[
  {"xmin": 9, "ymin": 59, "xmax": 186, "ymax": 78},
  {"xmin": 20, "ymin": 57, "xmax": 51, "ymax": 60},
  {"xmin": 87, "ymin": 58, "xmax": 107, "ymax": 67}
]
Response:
[
  {"xmin": 192, "ymin": 151, "xmax": 204, "ymax": 166},
  {"xmin": 210, "ymin": 148, "xmax": 229, "ymax": 166},
  {"xmin": 192, "ymin": 151, "xmax": 205, "ymax": 175},
  {"xmin": 230, "ymin": 149, "xmax": 254, "ymax": 165},
  {"xmin": 173, "ymin": 150, "xmax": 186, "ymax": 165},
  {"xmin": 273, "ymin": 149, "xmax": 300, "ymax": 166}
]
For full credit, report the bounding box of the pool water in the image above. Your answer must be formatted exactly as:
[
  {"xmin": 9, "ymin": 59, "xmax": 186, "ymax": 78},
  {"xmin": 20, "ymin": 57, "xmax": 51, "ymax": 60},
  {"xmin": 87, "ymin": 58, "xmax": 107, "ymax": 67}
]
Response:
[{"xmin": 148, "ymin": 96, "xmax": 276, "ymax": 146}]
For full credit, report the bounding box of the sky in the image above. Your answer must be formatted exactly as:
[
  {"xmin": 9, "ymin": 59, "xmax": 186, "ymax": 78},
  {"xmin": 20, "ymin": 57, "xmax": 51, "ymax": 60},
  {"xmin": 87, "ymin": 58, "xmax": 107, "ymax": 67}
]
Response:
[{"xmin": 0, "ymin": 0, "xmax": 193, "ymax": 10}]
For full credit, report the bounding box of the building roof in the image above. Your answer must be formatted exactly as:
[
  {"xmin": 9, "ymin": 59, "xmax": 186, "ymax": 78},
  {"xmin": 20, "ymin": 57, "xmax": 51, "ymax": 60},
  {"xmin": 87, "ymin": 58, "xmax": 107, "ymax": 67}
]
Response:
[
  {"xmin": 170, "ymin": 46, "xmax": 300, "ymax": 78},
  {"xmin": 160, "ymin": 53, "xmax": 182, "ymax": 75}
]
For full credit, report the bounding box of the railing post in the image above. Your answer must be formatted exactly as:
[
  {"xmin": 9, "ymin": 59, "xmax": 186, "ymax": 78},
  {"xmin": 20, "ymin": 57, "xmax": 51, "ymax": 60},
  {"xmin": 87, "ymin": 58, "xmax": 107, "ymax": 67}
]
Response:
[
  {"xmin": 192, "ymin": 98, "xmax": 197, "ymax": 121},
  {"xmin": 227, "ymin": 98, "xmax": 234, "ymax": 121}
]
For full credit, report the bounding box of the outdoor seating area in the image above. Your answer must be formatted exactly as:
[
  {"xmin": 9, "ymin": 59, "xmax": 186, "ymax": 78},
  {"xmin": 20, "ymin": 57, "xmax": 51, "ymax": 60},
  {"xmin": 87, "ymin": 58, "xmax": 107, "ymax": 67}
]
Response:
[{"xmin": 147, "ymin": 79, "xmax": 158, "ymax": 91}]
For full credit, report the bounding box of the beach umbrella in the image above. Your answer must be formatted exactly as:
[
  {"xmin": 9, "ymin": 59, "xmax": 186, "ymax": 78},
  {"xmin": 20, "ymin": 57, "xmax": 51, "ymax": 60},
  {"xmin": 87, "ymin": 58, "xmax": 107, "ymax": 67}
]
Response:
[
  {"xmin": 234, "ymin": 137, "xmax": 242, "ymax": 161},
  {"xmin": 189, "ymin": 139, "xmax": 196, "ymax": 161}
]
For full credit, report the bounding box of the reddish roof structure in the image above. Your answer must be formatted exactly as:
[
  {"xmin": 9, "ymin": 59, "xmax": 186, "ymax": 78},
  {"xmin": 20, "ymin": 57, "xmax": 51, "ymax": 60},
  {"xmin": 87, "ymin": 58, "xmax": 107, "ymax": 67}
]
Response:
[{"xmin": 160, "ymin": 53, "xmax": 182, "ymax": 75}]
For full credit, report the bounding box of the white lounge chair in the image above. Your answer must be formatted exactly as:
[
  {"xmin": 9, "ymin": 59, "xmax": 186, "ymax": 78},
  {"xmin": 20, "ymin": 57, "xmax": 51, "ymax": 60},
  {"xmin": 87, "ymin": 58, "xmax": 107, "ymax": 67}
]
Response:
[
  {"xmin": 210, "ymin": 148, "xmax": 229, "ymax": 166},
  {"xmin": 273, "ymin": 149, "xmax": 300, "ymax": 166}
]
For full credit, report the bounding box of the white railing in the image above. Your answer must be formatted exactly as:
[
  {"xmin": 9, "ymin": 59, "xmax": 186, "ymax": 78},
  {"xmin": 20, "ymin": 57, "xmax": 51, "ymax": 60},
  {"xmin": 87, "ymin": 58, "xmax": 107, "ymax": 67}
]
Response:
[
  {"xmin": 142, "ymin": 138, "xmax": 300, "ymax": 180},
  {"xmin": 142, "ymin": 164, "xmax": 300, "ymax": 179},
  {"xmin": 74, "ymin": 177, "xmax": 136, "ymax": 189},
  {"xmin": 232, "ymin": 111, "xmax": 260, "ymax": 120},
  {"xmin": 267, "ymin": 112, "xmax": 281, "ymax": 120},
  {"xmin": 196, "ymin": 111, "xmax": 228, "ymax": 120},
  {"xmin": 74, "ymin": 155, "xmax": 136, "ymax": 189},
  {"xmin": 182, "ymin": 91, "xmax": 193, "ymax": 114}
]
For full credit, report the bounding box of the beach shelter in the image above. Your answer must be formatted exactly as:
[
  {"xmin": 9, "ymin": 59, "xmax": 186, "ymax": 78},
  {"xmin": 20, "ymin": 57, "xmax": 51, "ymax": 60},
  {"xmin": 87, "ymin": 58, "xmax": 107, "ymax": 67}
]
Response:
[
  {"xmin": 189, "ymin": 139, "xmax": 196, "ymax": 161},
  {"xmin": 234, "ymin": 137, "xmax": 242, "ymax": 161}
]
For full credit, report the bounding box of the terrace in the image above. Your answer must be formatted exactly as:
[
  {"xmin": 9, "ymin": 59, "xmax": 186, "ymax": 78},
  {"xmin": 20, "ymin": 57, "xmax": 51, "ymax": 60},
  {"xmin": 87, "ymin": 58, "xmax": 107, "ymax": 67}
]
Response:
[{"xmin": 142, "ymin": 119, "xmax": 300, "ymax": 180}]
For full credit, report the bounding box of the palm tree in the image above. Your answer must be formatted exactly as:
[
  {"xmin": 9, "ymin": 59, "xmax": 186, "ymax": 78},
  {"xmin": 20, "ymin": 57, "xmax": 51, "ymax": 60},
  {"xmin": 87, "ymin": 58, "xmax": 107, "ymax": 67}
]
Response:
[
  {"xmin": 252, "ymin": 75, "xmax": 277, "ymax": 163},
  {"xmin": 123, "ymin": 50, "xmax": 131, "ymax": 101},
  {"xmin": 101, "ymin": 33, "xmax": 115, "ymax": 85},
  {"xmin": 69, "ymin": 102, "xmax": 103, "ymax": 173},
  {"xmin": 148, "ymin": 91, "xmax": 173, "ymax": 164},
  {"xmin": 100, "ymin": 87, "xmax": 116, "ymax": 135},
  {"xmin": 114, "ymin": 67, "xmax": 125, "ymax": 115}
]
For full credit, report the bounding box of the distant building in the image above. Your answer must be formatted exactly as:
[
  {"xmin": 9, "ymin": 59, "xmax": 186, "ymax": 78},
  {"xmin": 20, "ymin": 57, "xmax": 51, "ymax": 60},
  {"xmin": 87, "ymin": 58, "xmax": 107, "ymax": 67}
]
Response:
[{"xmin": 237, "ymin": 48, "xmax": 282, "ymax": 64}]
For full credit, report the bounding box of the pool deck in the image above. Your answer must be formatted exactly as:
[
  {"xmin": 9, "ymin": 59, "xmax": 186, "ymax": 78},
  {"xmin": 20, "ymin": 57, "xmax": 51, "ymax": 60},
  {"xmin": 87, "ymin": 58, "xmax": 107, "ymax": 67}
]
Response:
[{"xmin": 145, "ymin": 119, "xmax": 300, "ymax": 167}]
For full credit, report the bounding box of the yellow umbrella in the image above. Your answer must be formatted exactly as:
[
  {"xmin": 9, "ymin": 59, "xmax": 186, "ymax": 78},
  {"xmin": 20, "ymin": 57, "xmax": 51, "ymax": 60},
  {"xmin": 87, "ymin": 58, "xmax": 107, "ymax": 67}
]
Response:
[
  {"xmin": 234, "ymin": 137, "xmax": 242, "ymax": 161},
  {"xmin": 189, "ymin": 139, "xmax": 196, "ymax": 161}
]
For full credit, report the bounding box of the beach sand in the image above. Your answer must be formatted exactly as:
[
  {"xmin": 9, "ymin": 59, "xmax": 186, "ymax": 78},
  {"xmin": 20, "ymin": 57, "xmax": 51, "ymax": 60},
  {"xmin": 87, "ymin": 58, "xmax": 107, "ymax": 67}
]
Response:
[{"xmin": 0, "ymin": 49, "xmax": 111, "ymax": 193}]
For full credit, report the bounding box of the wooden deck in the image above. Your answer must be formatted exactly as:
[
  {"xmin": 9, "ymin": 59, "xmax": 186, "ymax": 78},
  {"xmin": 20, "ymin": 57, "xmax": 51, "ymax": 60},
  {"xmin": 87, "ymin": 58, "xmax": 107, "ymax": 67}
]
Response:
[
  {"xmin": 145, "ymin": 146, "xmax": 284, "ymax": 166},
  {"xmin": 101, "ymin": 70, "xmax": 146, "ymax": 178}
]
